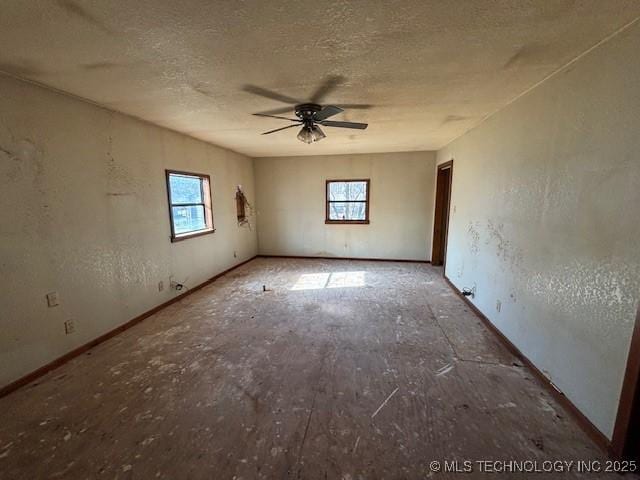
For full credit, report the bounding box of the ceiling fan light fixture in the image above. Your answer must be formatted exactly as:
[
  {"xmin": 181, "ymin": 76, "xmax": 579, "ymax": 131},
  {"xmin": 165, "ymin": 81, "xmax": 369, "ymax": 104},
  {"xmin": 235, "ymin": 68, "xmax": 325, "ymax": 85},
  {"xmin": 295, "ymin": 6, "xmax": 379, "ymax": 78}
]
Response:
[
  {"xmin": 297, "ymin": 125, "xmax": 325, "ymax": 144},
  {"xmin": 311, "ymin": 125, "xmax": 325, "ymax": 142},
  {"xmin": 297, "ymin": 126, "xmax": 314, "ymax": 144}
]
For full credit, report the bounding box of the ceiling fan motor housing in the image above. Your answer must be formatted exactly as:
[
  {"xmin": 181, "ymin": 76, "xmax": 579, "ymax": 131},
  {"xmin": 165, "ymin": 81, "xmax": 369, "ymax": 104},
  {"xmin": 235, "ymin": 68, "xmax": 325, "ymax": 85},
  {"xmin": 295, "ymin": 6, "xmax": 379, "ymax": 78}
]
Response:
[{"xmin": 295, "ymin": 103, "xmax": 322, "ymax": 123}]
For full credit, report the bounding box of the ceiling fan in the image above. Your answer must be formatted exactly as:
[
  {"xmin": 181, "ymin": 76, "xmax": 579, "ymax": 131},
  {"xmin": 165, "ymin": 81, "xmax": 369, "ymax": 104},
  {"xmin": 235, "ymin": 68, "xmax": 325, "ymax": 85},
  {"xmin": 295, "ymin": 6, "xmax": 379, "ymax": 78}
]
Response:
[{"xmin": 243, "ymin": 77, "xmax": 369, "ymax": 144}]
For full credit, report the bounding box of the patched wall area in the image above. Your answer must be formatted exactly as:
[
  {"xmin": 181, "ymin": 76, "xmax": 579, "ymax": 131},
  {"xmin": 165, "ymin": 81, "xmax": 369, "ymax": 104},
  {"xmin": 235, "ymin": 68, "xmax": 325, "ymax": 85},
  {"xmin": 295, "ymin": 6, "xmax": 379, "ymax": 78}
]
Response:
[
  {"xmin": 436, "ymin": 24, "xmax": 640, "ymax": 438},
  {"xmin": 0, "ymin": 74, "xmax": 258, "ymax": 388},
  {"xmin": 254, "ymin": 152, "xmax": 436, "ymax": 261}
]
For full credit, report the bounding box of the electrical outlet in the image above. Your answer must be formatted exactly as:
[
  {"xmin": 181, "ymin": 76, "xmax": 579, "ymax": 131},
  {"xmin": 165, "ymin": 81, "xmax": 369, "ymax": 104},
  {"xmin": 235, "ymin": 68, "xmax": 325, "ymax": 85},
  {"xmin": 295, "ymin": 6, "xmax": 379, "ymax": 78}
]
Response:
[
  {"xmin": 496, "ymin": 300, "xmax": 502, "ymax": 313},
  {"xmin": 64, "ymin": 320, "xmax": 75, "ymax": 334},
  {"xmin": 158, "ymin": 281, "xmax": 164, "ymax": 292},
  {"xmin": 46, "ymin": 292, "xmax": 59, "ymax": 307}
]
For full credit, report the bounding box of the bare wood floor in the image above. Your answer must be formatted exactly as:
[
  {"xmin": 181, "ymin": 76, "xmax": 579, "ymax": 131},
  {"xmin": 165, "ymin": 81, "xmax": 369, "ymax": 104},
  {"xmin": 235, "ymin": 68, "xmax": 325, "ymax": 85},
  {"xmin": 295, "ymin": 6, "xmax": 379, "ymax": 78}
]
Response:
[{"xmin": 0, "ymin": 258, "xmax": 621, "ymax": 479}]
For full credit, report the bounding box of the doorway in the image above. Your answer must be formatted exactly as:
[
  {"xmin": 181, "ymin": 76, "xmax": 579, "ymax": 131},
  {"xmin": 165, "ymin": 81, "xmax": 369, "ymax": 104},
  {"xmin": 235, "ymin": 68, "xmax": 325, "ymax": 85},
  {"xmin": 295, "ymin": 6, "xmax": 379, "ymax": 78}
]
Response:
[
  {"xmin": 612, "ymin": 306, "xmax": 640, "ymax": 460},
  {"xmin": 431, "ymin": 160, "xmax": 453, "ymax": 267}
]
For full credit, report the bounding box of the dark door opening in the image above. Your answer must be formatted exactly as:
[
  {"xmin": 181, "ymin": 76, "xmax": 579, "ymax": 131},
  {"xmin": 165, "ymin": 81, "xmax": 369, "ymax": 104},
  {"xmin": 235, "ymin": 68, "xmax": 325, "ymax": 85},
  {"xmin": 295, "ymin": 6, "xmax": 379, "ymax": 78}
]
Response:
[
  {"xmin": 431, "ymin": 160, "xmax": 453, "ymax": 268},
  {"xmin": 612, "ymin": 306, "xmax": 640, "ymax": 460}
]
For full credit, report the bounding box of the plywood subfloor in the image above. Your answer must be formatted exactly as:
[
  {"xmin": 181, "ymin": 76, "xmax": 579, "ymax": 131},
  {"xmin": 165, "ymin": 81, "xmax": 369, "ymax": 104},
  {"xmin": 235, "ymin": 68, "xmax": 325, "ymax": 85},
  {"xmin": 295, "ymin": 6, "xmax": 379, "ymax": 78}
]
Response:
[{"xmin": 0, "ymin": 258, "xmax": 623, "ymax": 478}]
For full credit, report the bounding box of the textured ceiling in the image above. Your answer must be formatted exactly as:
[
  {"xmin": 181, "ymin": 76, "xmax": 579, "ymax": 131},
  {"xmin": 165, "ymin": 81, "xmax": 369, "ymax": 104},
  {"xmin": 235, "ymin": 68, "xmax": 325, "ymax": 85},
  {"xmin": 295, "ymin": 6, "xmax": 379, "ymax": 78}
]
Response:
[{"xmin": 1, "ymin": 1, "xmax": 639, "ymax": 157}]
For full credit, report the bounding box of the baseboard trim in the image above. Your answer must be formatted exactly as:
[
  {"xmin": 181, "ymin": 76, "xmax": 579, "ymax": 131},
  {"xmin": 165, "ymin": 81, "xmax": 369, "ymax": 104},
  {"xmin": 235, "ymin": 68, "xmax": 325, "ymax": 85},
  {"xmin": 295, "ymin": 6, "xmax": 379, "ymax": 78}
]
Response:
[
  {"xmin": 0, "ymin": 255, "xmax": 258, "ymax": 399},
  {"xmin": 443, "ymin": 274, "xmax": 611, "ymax": 454},
  {"xmin": 258, "ymin": 254, "xmax": 430, "ymax": 263}
]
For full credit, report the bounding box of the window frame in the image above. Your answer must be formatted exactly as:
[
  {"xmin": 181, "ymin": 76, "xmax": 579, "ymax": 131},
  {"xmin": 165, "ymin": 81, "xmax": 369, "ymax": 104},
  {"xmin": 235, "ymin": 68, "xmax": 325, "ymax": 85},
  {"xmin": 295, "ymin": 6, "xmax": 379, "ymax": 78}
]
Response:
[
  {"xmin": 325, "ymin": 179, "xmax": 370, "ymax": 225},
  {"xmin": 165, "ymin": 169, "xmax": 215, "ymax": 242}
]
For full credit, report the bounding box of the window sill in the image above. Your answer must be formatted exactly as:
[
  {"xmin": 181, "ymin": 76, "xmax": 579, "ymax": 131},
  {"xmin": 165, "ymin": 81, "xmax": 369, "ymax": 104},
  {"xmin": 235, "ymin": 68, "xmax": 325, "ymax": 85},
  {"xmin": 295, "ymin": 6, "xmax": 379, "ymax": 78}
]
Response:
[
  {"xmin": 171, "ymin": 228, "xmax": 215, "ymax": 242},
  {"xmin": 325, "ymin": 220, "xmax": 370, "ymax": 225}
]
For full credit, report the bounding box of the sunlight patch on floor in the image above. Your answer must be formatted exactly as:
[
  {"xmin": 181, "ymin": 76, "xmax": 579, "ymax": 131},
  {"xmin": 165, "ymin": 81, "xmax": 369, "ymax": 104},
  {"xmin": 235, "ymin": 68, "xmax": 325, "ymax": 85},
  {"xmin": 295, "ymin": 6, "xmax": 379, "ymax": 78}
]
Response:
[{"xmin": 290, "ymin": 272, "xmax": 366, "ymax": 291}]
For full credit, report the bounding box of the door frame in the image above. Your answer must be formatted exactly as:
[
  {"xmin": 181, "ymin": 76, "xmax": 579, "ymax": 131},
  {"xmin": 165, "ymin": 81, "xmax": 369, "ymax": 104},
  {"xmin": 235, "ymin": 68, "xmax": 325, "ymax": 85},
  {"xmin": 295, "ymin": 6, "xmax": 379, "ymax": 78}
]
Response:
[
  {"xmin": 612, "ymin": 305, "xmax": 640, "ymax": 458},
  {"xmin": 431, "ymin": 159, "xmax": 454, "ymax": 270}
]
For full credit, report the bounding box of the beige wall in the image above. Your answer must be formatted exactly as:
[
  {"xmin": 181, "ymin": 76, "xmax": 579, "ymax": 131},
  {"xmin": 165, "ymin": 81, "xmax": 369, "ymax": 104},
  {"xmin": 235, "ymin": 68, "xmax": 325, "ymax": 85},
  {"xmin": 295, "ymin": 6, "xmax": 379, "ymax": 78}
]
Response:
[
  {"xmin": 436, "ymin": 24, "xmax": 640, "ymax": 438},
  {"xmin": 0, "ymin": 74, "xmax": 257, "ymax": 388},
  {"xmin": 254, "ymin": 152, "xmax": 436, "ymax": 261}
]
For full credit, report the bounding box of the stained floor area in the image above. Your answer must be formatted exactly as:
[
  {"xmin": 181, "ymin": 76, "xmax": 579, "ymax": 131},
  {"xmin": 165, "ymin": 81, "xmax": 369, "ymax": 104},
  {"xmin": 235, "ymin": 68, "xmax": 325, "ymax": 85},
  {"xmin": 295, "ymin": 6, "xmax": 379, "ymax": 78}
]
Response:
[{"xmin": 0, "ymin": 258, "xmax": 621, "ymax": 479}]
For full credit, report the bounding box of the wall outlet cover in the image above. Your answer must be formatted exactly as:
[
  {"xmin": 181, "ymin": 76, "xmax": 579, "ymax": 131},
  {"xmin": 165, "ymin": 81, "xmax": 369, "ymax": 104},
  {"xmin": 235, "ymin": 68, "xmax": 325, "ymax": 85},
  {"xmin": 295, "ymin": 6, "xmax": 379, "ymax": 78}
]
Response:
[
  {"xmin": 64, "ymin": 320, "xmax": 75, "ymax": 334},
  {"xmin": 46, "ymin": 292, "xmax": 59, "ymax": 307}
]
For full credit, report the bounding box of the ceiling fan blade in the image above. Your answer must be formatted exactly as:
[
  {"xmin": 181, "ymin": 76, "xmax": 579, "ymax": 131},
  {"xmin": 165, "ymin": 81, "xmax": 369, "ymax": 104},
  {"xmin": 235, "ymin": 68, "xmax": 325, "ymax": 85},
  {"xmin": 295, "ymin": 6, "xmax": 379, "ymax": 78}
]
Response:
[
  {"xmin": 337, "ymin": 104, "xmax": 373, "ymax": 109},
  {"xmin": 256, "ymin": 106, "xmax": 295, "ymax": 115},
  {"xmin": 314, "ymin": 105, "xmax": 344, "ymax": 121},
  {"xmin": 310, "ymin": 75, "xmax": 345, "ymax": 103},
  {"xmin": 253, "ymin": 113, "xmax": 299, "ymax": 122},
  {"xmin": 261, "ymin": 124, "xmax": 301, "ymax": 135},
  {"xmin": 319, "ymin": 120, "xmax": 368, "ymax": 130},
  {"xmin": 242, "ymin": 85, "xmax": 301, "ymax": 105}
]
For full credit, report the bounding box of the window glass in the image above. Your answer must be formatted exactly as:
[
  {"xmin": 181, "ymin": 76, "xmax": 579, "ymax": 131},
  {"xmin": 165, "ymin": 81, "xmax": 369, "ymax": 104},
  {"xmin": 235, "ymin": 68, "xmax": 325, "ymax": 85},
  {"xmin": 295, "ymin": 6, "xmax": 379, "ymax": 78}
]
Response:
[
  {"xmin": 169, "ymin": 175, "xmax": 202, "ymax": 204},
  {"xmin": 328, "ymin": 202, "xmax": 367, "ymax": 221},
  {"xmin": 328, "ymin": 181, "xmax": 367, "ymax": 201},
  {"xmin": 172, "ymin": 205, "xmax": 206, "ymax": 234}
]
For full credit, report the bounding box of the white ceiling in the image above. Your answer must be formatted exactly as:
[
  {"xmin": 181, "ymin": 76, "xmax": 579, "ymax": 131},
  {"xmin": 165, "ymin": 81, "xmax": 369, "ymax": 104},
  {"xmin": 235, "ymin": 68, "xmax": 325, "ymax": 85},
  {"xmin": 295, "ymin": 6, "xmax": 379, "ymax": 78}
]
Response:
[{"xmin": 1, "ymin": 1, "xmax": 639, "ymax": 157}]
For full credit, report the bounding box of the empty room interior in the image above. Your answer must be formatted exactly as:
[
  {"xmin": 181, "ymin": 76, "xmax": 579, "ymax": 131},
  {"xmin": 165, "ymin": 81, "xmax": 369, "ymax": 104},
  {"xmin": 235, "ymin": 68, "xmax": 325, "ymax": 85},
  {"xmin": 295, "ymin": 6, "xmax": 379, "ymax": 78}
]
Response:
[{"xmin": 1, "ymin": 1, "xmax": 640, "ymax": 478}]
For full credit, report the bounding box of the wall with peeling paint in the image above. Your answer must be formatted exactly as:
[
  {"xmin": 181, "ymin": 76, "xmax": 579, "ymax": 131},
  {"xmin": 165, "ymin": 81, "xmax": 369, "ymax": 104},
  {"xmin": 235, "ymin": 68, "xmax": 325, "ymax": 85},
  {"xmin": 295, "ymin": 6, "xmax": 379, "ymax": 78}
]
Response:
[
  {"xmin": 436, "ymin": 24, "xmax": 640, "ymax": 438},
  {"xmin": 254, "ymin": 152, "xmax": 436, "ymax": 260},
  {"xmin": 0, "ymin": 74, "xmax": 257, "ymax": 388}
]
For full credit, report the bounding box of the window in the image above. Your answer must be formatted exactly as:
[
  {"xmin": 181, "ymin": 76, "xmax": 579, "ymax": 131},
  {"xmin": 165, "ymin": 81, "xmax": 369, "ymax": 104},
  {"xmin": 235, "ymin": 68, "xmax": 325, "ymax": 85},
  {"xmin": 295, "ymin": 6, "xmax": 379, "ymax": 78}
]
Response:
[
  {"xmin": 325, "ymin": 179, "xmax": 370, "ymax": 224},
  {"xmin": 166, "ymin": 170, "xmax": 214, "ymax": 241}
]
